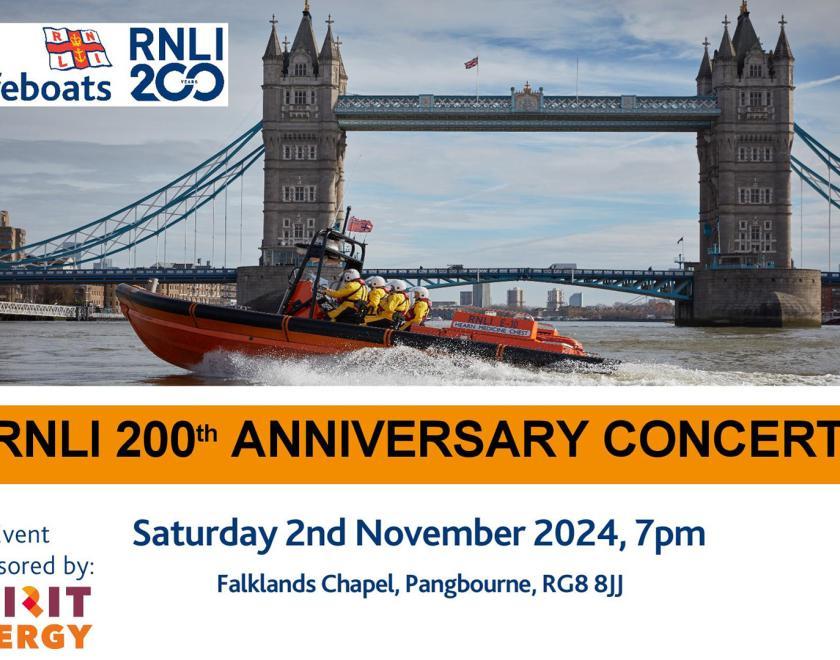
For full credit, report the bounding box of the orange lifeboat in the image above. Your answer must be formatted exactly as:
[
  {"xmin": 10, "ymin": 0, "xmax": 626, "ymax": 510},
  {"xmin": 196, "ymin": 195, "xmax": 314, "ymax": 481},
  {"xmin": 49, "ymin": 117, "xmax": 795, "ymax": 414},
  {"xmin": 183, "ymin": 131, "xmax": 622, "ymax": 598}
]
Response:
[{"xmin": 117, "ymin": 227, "xmax": 612, "ymax": 371}]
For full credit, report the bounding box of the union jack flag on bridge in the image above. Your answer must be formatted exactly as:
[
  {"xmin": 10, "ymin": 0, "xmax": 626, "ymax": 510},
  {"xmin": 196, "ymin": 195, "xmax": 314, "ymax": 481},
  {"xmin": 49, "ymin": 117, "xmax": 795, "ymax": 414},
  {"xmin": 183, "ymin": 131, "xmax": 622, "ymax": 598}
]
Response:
[{"xmin": 464, "ymin": 56, "xmax": 479, "ymax": 69}]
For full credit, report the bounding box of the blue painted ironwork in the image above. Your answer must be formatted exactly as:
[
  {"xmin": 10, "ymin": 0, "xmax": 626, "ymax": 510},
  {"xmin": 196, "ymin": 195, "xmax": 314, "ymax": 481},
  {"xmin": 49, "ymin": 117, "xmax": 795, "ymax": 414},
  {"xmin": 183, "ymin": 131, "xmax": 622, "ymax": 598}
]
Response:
[
  {"xmin": 0, "ymin": 267, "xmax": 237, "ymax": 285},
  {"xmin": 335, "ymin": 95, "xmax": 719, "ymax": 131},
  {"xmin": 370, "ymin": 267, "xmax": 840, "ymax": 301},
  {"xmin": 0, "ymin": 123, "xmax": 264, "ymax": 268},
  {"xmin": 791, "ymin": 155, "xmax": 840, "ymax": 210},
  {"xmin": 365, "ymin": 267, "xmax": 696, "ymax": 301},
  {"xmin": 5, "ymin": 265, "xmax": 839, "ymax": 302},
  {"xmin": 794, "ymin": 124, "xmax": 840, "ymax": 177}
]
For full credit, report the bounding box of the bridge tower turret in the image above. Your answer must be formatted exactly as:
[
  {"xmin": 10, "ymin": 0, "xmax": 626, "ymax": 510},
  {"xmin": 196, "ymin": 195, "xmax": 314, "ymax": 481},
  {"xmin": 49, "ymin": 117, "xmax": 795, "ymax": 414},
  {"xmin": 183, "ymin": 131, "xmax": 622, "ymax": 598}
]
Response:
[
  {"xmin": 698, "ymin": 2, "xmax": 794, "ymax": 269},
  {"xmin": 696, "ymin": 37, "xmax": 715, "ymax": 264},
  {"xmin": 260, "ymin": 2, "xmax": 347, "ymax": 267},
  {"xmin": 695, "ymin": 39, "xmax": 713, "ymax": 97}
]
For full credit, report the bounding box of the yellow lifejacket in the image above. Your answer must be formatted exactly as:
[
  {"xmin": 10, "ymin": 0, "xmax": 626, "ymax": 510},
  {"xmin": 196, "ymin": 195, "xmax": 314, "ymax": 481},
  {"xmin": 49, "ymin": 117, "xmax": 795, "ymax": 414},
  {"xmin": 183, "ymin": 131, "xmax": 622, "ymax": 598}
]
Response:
[
  {"xmin": 387, "ymin": 291, "xmax": 410, "ymax": 316},
  {"xmin": 325, "ymin": 279, "xmax": 368, "ymax": 303},
  {"xmin": 406, "ymin": 298, "xmax": 430, "ymax": 324},
  {"xmin": 374, "ymin": 291, "xmax": 410, "ymax": 320},
  {"xmin": 367, "ymin": 287, "xmax": 387, "ymax": 312}
]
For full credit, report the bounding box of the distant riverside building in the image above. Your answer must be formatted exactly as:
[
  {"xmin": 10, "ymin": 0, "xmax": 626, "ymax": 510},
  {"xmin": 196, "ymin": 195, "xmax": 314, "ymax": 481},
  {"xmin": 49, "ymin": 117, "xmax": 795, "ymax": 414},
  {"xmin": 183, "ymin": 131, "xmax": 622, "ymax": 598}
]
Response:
[
  {"xmin": 157, "ymin": 282, "xmax": 232, "ymax": 306},
  {"xmin": 822, "ymin": 285, "xmax": 840, "ymax": 313},
  {"xmin": 473, "ymin": 283, "xmax": 492, "ymax": 307},
  {"xmin": 59, "ymin": 241, "xmax": 84, "ymax": 267},
  {"xmin": 546, "ymin": 288, "xmax": 564, "ymax": 312},
  {"xmin": 459, "ymin": 291, "xmax": 473, "ymax": 306},
  {"xmin": 29, "ymin": 284, "xmax": 107, "ymax": 308},
  {"xmin": 5, "ymin": 281, "xmax": 223, "ymax": 310},
  {"xmin": 0, "ymin": 211, "xmax": 27, "ymax": 302},
  {"xmin": 569, "ymin": 292, "xmax": 583, "ymax": 308},
  {"xmin": 507, "ymin": 287, "xmax": 525, "ymax": 308},
  {"xmin": 0, "ymin": 210, "xmax": 25, "ymax": 262}
]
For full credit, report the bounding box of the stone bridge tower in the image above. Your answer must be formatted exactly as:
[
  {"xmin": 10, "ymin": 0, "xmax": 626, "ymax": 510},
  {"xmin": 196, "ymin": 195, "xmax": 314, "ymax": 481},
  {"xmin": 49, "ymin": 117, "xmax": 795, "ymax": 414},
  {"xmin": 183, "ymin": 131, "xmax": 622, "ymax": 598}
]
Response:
[
  {"xmin": 261, "ymin": 2, "xmax": 348, "ymax": 267},
  {"xmin": 696, "ymin": 1, "xmax": 794, "ymax": 269},
  {"xmin": 682, "ymin": 2, "xmax": 820, "ymax": 327}
]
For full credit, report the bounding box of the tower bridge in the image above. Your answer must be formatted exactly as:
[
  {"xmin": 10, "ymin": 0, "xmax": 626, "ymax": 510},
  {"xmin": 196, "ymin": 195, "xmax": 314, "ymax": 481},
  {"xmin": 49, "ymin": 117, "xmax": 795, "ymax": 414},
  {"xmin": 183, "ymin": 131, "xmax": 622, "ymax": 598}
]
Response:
[
  {"xmin": 258, "ymin": 1, "xmax": 799, "ymax": 278},
  {"xmin": 1, "ymin": 1, "xmax": 837, "ymax": 327},
  {"xmin": 249, "ymin": 0, "xmax": 822, "ymax": 326}
]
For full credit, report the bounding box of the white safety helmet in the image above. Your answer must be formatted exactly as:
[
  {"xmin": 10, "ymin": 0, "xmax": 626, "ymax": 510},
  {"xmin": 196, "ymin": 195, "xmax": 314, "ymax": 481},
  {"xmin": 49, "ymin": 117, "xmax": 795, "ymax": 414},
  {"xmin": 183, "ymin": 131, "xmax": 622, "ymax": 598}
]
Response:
[
  {"xmin": 412, "ymin": 286, "xmax": 430, "ymax": 299},
  {"xmin": 366, "ymin": 275, "xmax": 387, "ymax": 288},
  {"xmin": 342, "ymin": 268, "xmax": 361, "ymax": 282},
  {"xmin": 389, "ymin": 279, "xmax": 407, "ymax": 292}
]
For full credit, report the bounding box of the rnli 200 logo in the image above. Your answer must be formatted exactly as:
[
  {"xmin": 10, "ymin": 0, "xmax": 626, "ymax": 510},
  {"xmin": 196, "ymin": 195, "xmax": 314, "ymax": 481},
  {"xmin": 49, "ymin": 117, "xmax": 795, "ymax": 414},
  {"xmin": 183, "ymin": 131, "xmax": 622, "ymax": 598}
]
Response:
[{"xmin": 129, "ymin": 26, "xmax": 226, "ymax": 103}]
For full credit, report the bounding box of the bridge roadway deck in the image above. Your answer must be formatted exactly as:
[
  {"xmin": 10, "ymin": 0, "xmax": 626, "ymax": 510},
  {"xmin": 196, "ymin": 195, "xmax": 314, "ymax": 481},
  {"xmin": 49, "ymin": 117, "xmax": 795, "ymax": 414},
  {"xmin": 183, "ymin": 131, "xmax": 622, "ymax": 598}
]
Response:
[
  {"xmin": 1, "ymin": 268, "xmax": 838, "ymax": 303},
  {"xmin": 368, "ymin": 267, "xmax": 695, "ymax": 301}
]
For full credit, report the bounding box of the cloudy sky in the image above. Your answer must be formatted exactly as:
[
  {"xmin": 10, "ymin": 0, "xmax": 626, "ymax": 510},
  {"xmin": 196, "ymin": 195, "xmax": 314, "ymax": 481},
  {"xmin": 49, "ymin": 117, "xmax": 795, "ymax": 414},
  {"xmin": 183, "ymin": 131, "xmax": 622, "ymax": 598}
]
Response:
[{"xmin": 1, "ymin": 0, "xmax": 838, "ymax": 305}]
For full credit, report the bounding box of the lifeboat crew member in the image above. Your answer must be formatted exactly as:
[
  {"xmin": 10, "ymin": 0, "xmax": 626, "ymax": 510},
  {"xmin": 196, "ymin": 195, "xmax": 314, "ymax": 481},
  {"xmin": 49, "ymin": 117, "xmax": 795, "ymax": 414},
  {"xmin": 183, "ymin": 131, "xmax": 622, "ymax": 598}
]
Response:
[
  {"xmin": 400, "ymin": 286, "xmax": 432, "ymax": 331},
  {"xmin": 365, "ymin": 276, "xmax": 389, "ymax": 315},
  {"xmin": 323, "ymin": 268, "xmax": 368, "ymax": 323},
  {"xmin": 364, "ymin": 280, "xmax": 410, "ymax": 328}
]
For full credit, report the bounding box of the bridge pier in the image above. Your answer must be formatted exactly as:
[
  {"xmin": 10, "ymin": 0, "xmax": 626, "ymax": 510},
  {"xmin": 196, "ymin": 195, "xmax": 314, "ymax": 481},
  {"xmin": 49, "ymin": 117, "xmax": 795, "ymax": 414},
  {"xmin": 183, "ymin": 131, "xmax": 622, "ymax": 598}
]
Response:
[{"xmin": 676, "ymin": 269, "xmax": 821, "ymax": 327}]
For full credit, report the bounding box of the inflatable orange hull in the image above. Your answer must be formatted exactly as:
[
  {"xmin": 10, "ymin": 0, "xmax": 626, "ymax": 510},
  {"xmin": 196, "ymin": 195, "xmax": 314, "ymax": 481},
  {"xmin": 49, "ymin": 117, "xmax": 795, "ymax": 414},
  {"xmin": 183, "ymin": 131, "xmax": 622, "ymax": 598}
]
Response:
[{"xmin": 116, "ymin": 284, "xmax": 609, "ymax": 371}]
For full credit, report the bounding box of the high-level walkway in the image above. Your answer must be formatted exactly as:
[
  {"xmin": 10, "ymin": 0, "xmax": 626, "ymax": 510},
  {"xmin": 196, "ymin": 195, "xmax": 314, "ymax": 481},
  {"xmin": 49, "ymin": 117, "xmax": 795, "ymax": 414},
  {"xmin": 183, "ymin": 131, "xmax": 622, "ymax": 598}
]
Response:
[{"xmin": 335, "ymin": 95, "xmax": 720, "ymax": 132}]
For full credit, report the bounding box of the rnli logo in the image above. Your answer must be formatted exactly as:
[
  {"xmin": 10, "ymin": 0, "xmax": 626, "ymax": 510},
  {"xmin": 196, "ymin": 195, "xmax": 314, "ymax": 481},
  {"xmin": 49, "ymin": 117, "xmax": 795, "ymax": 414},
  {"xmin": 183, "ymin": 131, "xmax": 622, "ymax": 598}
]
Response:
[
  {"xmin": 0, "ymin": 23, "xmax": 228, "ymax": 107},
  {"xmin": 43, "ymin": 27, "xmax": 112, "ymax": 71}
]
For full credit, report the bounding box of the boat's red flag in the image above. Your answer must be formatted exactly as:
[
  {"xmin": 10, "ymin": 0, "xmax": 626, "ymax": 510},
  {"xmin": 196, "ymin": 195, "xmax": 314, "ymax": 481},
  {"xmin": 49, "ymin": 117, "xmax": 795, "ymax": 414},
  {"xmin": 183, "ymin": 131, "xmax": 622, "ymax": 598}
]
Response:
[
  {"xmin": 348, "ymin": 217, "xmax": 374, "ymax": 233},
  {"xmin": 464, "ymin": 56, "xmax": 479, "ymax": 69}
]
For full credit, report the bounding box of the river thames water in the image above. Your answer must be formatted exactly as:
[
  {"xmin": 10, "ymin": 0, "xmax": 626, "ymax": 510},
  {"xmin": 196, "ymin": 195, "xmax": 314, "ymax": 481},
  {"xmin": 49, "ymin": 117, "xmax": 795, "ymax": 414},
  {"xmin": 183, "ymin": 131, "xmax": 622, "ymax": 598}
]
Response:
[{"xmin": 1, "ymin": 319, "xmax": 839, "ymax": 386}]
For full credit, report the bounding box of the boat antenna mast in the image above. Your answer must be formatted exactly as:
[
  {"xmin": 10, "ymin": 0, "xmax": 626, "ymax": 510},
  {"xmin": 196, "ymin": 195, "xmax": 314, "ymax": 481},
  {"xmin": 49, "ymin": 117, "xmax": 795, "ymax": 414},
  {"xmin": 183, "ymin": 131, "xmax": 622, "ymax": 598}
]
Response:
[{"xmin": 341, "ymin": 206, "xmax": 352, "ymax": 234}]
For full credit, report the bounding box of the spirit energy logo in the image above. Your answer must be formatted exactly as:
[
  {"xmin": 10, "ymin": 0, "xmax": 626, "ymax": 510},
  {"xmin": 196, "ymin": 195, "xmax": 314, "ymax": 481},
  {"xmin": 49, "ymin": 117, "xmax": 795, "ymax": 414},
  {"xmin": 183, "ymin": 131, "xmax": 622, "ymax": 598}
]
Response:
[{"xmin": 0, "ymin": 585, "xmax": 92, "ymax": 650}]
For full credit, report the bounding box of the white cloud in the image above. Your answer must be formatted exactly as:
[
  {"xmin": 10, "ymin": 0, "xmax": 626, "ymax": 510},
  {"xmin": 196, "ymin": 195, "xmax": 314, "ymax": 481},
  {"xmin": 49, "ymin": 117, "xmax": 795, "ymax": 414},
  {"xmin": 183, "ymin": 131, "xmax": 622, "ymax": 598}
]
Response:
[{"xmin": 799, "ymin": 74, "xmax": 840, "ymax": 91}]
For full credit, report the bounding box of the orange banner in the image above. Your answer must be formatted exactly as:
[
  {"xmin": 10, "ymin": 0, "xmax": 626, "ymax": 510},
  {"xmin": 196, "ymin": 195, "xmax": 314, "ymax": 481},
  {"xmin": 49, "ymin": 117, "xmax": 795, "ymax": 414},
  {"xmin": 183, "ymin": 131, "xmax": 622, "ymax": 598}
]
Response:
[{"xmin": 1, "ymin": 405, "xmax": 839, "ymax": 484}]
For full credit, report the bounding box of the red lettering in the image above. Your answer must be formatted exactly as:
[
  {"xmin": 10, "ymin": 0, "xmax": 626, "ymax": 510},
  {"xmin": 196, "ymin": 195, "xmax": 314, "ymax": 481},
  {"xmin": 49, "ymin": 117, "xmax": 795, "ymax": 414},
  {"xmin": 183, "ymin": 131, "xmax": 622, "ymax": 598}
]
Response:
[{"xmin": 65, "ymin": 587, "xmax": 91, "ymax": 617}]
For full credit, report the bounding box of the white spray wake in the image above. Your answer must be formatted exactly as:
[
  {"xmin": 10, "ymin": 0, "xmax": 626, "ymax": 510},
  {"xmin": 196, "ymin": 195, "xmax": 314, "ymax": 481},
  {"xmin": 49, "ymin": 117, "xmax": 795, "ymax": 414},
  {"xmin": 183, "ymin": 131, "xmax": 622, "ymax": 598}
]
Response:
[{"xmin": 193, "ymin": 346, "xmax": 840, "ymax": 386}]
